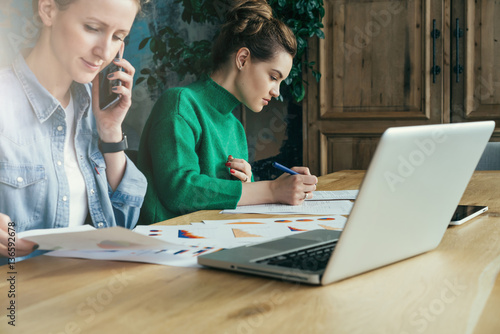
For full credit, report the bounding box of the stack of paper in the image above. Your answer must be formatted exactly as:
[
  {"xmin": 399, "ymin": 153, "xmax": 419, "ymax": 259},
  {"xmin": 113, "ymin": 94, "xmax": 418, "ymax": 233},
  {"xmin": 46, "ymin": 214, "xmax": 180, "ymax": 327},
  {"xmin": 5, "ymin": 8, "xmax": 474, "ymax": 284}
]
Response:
[
  {"xmin": 133, "ymin": 215, "xmax": 348, "ymax": 250},
  {"xmin": 19, "ymin": 225, "xmax": 175, "ymax": 251},
  {"xmin": 26, "ymin": 191, "xmax": 357, "ymax": 268},
  {"xmin": 220, "ymin": 190, "xmax": 357, "ymax": 214},
  {"xmin": 28, "ymin": 215, "xmax": 348, "ymax": 268},
  {"xmin": 305, "ymin": 190, "xmax": 358, "ymax": 201}
]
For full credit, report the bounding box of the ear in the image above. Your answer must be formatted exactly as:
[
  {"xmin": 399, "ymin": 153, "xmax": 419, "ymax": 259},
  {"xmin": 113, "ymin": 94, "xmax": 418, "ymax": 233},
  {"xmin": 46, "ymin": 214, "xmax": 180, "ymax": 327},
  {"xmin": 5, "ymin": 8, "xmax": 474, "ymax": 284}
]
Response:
[
  {"xmin": 235, "ymin": 47, "xmax": 251, "ymax": 70},
  {"xmin": 37, "ymin": 0, "xmax": 58, "ymax": 27}
]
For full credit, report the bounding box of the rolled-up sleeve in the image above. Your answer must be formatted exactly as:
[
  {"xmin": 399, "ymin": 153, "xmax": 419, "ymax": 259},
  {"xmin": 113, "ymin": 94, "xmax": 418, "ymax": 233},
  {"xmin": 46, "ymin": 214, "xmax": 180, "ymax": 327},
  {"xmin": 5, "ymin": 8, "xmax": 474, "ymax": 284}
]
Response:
[{"xmin": 108, "ymin": 155, "xmax": 147, "ymax": 229}]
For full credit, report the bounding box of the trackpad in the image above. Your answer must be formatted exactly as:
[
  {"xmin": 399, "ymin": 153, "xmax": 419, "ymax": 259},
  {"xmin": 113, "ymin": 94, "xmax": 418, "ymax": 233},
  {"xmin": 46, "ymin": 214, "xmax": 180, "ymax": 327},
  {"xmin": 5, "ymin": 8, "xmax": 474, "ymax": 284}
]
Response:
[{"xmin": 253, "ymin": 238, "xmax": 317, "ymax": 251}]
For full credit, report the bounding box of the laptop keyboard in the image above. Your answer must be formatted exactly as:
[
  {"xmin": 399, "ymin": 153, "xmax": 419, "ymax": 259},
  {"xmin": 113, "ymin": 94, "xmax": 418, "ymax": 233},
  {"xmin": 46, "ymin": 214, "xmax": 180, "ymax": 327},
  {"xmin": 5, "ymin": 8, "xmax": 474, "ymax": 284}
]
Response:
[{"xmin": 256, "ymin": 241, "xmax": 337, "ymax": 272}]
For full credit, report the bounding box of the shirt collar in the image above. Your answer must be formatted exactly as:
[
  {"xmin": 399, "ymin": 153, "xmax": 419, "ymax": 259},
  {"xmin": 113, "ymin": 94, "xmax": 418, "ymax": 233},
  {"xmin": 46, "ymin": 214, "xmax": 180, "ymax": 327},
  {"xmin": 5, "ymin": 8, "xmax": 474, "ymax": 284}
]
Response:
[{"xmin": 12, "ymin": 54, "xmax": 91, "ymax": 123}]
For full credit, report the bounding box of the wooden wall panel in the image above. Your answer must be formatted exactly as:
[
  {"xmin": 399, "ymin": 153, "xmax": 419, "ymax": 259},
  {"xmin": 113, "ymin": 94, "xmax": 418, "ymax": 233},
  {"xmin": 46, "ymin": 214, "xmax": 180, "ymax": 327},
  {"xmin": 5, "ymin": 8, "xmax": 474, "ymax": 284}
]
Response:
[
  {"xmin": 322, "ymin": 0, "xmax": 424, "ymax": 116},
  {"xmin": 461, "ymin": 1, "xmax": 500, "ymax": 120},
  {"xmin": 305, "ymin": 0, "xmax": 448, "ymax": 176}
]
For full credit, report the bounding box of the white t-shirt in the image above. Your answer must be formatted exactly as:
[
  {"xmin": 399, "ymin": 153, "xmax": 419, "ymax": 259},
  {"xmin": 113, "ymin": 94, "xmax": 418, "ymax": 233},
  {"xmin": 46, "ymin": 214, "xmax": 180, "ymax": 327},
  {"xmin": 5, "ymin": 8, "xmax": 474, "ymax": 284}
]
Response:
[{"xmin": 64, "ymin": 94, "xmax": 89, "ymax": 226}]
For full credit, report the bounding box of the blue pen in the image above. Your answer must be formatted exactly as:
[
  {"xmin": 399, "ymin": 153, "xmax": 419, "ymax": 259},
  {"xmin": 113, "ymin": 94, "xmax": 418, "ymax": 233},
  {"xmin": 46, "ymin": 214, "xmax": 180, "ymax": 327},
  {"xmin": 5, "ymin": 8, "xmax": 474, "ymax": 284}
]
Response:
[{"xmin": 272, "ymin": 162, "xmax": 299, "ymax": 175}]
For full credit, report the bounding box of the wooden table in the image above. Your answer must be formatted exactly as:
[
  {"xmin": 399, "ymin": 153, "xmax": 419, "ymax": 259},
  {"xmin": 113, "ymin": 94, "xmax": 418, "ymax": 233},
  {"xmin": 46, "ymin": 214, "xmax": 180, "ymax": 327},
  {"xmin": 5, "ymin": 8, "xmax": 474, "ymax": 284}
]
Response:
[{"xmin": 1, "ymin": 171, "xmax": 500, "ymax": 333}]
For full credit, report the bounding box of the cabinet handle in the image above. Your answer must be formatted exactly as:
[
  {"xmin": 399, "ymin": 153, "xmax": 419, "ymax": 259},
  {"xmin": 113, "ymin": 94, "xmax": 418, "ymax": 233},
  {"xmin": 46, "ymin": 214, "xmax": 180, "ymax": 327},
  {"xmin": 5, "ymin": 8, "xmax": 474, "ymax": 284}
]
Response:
[
  {"xmin": 431, "ymin": 19, "xmax": 441, "ymax": 83},
  {"xmin": 454, "ymin": 18, "xmax": 464, "ymax": 83}
]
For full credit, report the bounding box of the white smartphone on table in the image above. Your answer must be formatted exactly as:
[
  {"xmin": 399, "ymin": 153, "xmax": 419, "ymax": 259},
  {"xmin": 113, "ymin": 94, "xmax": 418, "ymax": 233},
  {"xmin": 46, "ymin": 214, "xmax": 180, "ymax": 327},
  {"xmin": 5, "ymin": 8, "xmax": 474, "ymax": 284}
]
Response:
[{"xmin": 449, "ymin": 205, "xmax": 488, "ymax": 226}]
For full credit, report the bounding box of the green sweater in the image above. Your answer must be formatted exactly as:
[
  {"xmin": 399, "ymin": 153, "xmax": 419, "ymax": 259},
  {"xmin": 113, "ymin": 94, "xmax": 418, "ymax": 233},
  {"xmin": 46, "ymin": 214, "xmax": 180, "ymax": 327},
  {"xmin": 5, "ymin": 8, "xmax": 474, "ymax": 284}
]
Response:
[{"xmin": 137, "ymin": 77, "xmax": 247, "ymax": 224}]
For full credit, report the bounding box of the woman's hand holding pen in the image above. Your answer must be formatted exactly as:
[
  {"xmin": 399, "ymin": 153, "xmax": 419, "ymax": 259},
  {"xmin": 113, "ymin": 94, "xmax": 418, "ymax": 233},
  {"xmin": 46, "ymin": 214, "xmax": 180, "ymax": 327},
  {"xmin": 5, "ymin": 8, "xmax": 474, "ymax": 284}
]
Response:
[
  {"xmin": 0, "ymin": 213, "xmax": 38, "ymax": 258},
  {"xmin": 237, "ymin": 166, "xmax": 317, "ymax": 206},
  {"xmin": 226, "ymin": 155, "xmax": 252, "ymax": 183},
  {"xmin": 270, "ymin": 167, "xmax": 318, "ymax": 205}
]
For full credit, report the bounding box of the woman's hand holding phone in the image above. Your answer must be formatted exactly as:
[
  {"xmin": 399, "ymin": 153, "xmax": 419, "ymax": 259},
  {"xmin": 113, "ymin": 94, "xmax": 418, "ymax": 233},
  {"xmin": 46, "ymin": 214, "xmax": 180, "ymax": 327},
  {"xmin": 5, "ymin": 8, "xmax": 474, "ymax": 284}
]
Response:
[
  {"xmin": 92, "ymin": 43, "xmax": 135, "ymax": 143},
  {"xmin": 98, "ymin": 56, "xmax": 122, "ymax": 111}
]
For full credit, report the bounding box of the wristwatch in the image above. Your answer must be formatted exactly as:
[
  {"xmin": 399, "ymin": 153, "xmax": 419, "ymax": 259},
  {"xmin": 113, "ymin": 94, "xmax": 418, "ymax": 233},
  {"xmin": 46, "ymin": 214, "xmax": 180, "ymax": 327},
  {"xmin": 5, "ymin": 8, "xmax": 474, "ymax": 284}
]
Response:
[{"xmin": 98, "ymin": 134, "xmax": 128, "ymax": 153}]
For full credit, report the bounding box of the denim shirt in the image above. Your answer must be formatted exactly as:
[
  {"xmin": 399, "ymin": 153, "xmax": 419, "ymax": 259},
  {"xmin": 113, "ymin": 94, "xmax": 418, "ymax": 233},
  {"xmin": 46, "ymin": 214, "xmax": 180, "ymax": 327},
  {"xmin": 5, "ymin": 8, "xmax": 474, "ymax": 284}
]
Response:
[{"xmin": 0, "ymin": 54, "xmax": 147, "ymax": 261}]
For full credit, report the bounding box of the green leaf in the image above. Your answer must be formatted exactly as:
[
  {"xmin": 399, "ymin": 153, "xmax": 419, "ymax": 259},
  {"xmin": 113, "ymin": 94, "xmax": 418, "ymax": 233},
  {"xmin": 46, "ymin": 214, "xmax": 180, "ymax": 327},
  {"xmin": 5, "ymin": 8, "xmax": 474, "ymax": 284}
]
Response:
[
  {"xmin": 159, "ymin": 27, "xmax": 175, "ymax": 36},
  {"xmin": 149, "ymin": 38, "xmax": 157, "ymax": 53},
  {"xmin": 135, "ymin": 77, "xmax": 145, "ymax": 85},
  {"xmin": 147, "ymin": 76, "xmax": 157, "ymax": 86},
  {"xmin": 138, "ymin": 37, "xmax": 151, "ymax": 50},
  {"xmin": 313, "ymin": 71, "xmax": 322, "ymax": 82},
  {"xmin": 294, "ymin": 84, "xmax": 306, "ymax": 102}
]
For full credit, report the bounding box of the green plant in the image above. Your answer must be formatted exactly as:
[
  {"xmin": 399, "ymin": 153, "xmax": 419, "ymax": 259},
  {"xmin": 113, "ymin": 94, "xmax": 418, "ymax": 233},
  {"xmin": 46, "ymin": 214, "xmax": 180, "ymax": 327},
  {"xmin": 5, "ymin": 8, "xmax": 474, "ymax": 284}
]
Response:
[
  {"xmin": 137, "ymin": 0, "xmax": 324, "ymax": 102},
  {"xmin": 136, "ymin": 26, "xmax": 212, "ymax": 93},
  {"xmin": 269, "ymin": 0, "xmax": 324, "ymax": 101}
]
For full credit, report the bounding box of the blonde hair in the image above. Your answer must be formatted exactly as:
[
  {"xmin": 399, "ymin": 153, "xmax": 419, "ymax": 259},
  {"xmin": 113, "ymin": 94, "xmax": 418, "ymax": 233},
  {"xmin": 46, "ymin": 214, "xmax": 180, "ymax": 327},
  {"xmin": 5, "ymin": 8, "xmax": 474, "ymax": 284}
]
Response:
[
  {"xmin": 212, "ymin": 0, "xmax": 297, "ymax": 71},
  {"xmin": 32, "ymin": 0, "xmax": 150, "ymax": 14}
]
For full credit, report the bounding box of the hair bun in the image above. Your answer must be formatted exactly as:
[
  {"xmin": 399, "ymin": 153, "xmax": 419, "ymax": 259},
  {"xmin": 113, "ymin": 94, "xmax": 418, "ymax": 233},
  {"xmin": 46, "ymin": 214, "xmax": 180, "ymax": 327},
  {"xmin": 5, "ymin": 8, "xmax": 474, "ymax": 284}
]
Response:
[
  {"xmin": 224, "ymin": 0, "xmax": 273, "ymax": 36},
  {"xmin": 211, "ymin": 0, "xmax": 296, "ymax": 72}
]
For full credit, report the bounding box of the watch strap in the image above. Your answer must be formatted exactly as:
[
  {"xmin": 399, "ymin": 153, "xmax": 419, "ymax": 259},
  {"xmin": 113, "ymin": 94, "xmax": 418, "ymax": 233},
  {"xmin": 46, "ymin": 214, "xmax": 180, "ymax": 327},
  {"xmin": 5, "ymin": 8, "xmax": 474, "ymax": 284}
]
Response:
[{"xmin": 98, "ymin": 134, "xmax": 128, "ymax": 153}]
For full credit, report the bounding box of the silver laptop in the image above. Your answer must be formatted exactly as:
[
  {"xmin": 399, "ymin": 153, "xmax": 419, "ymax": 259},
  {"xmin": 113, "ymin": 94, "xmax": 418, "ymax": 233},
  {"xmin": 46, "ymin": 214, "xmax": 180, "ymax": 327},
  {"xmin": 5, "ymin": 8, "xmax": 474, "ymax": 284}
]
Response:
[{"xmin": 198, "ymin": 121, "xmax": 495, "ymax": 285}]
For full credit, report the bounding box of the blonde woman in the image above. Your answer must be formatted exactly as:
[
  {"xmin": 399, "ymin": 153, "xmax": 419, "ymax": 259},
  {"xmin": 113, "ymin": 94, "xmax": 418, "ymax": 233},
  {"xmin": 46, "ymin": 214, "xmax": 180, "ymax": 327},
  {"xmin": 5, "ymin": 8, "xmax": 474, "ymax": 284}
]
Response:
[{"xmin": 0, "ymin": 0, "xmax": 149, "ymax": 260}]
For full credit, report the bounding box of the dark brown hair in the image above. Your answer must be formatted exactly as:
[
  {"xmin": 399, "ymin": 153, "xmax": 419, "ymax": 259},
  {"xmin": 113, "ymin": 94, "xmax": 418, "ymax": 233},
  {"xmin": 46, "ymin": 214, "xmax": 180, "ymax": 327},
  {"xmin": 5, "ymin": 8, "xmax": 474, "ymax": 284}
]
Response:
[{"xmin": 212, "ymin": 0, "xmax": 297, "ymax": 71}]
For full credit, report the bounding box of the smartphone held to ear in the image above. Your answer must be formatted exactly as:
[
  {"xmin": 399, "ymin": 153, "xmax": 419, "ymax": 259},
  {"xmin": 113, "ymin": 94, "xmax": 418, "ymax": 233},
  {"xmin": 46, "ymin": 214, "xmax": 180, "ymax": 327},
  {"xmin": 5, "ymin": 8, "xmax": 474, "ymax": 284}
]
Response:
[{"xmin": 99, "ymin": 56, "xmax": 122, "ymax": 110}]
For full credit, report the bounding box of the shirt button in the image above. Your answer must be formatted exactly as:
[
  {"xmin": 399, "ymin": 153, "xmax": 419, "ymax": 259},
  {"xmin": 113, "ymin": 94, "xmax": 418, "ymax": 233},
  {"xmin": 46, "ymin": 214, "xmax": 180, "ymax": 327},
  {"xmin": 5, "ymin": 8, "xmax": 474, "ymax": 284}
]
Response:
[
  {"xmin": 17, "ymin": 177, "xmax": 24, "ymax": 183},
  {"xmin": 57, "ymin": 126, "xmax": 63, "ymax": 131},
  {"xmin": 90, "ymin": 189, "xmax": 95, "ymax": 195},
  {"xmin": 57, "ymin": 161, "xmax": 62, "ymax": 166},
  {"xmin": 62, "ymin": 196, "xmax": 68, "ymax": 201},
  {"xmin": 97, "ymin": 222, "xmax": 104, "ymax": 228}
]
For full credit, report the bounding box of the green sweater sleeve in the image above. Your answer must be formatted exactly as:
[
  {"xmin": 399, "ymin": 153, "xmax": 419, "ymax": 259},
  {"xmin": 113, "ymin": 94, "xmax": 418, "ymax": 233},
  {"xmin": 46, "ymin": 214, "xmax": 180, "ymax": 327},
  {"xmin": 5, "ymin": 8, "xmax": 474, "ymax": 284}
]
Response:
[{"xmin": 144, "ymin": 88, "xmax": 243, "ymax": 219}]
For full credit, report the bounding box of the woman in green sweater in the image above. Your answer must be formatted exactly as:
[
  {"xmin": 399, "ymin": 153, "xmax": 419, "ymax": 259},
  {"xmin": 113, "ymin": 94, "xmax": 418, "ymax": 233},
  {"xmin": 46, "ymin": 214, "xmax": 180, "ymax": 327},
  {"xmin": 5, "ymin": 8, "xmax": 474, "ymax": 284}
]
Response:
[{"xmin": 137, "ymin": 0, "xmax": 318, "ymax": 223}]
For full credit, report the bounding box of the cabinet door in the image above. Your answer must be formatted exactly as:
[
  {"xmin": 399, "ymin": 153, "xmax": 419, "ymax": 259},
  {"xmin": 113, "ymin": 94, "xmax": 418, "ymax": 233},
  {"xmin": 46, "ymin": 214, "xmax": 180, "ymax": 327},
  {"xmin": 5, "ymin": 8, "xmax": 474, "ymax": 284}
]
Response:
[
  {"xmin": 304, "ymin": 0, "xmax": 449, "ymax": 175},
  {"xmin": 451, "ymin": 0, "xmax": 500, "ymax": 140}
]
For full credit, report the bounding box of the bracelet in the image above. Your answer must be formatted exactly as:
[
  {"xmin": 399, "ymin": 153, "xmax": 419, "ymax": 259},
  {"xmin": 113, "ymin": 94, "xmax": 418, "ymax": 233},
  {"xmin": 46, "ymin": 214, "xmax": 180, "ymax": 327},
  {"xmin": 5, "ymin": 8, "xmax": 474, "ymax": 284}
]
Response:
[{"xmin": 98, "ymin": 133, "xmax": 128, "ymax": 153}]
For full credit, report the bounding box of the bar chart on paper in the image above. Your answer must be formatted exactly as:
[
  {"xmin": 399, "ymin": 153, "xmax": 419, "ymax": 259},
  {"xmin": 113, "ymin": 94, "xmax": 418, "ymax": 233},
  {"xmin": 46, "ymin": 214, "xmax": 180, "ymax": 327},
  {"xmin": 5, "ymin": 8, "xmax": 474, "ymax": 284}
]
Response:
[
  {"xmin": 178, "ymin": 230, "xmax": 206, "ymax": 239},
  {"xmin": 232, "ymin": 228, "xmax": 262, "ymax": 238}
]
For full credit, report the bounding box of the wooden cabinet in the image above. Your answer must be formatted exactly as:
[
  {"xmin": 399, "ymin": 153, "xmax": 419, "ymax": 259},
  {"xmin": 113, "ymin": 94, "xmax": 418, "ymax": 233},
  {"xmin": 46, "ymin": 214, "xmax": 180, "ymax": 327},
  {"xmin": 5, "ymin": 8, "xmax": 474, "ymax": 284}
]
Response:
[
  {"xmin": 304, "ymin": 0, "xmax": 500, "ymax": 176},
  {"xmin": 452, "ymin": 1, "xmax": 500, "ymax": 124}
]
